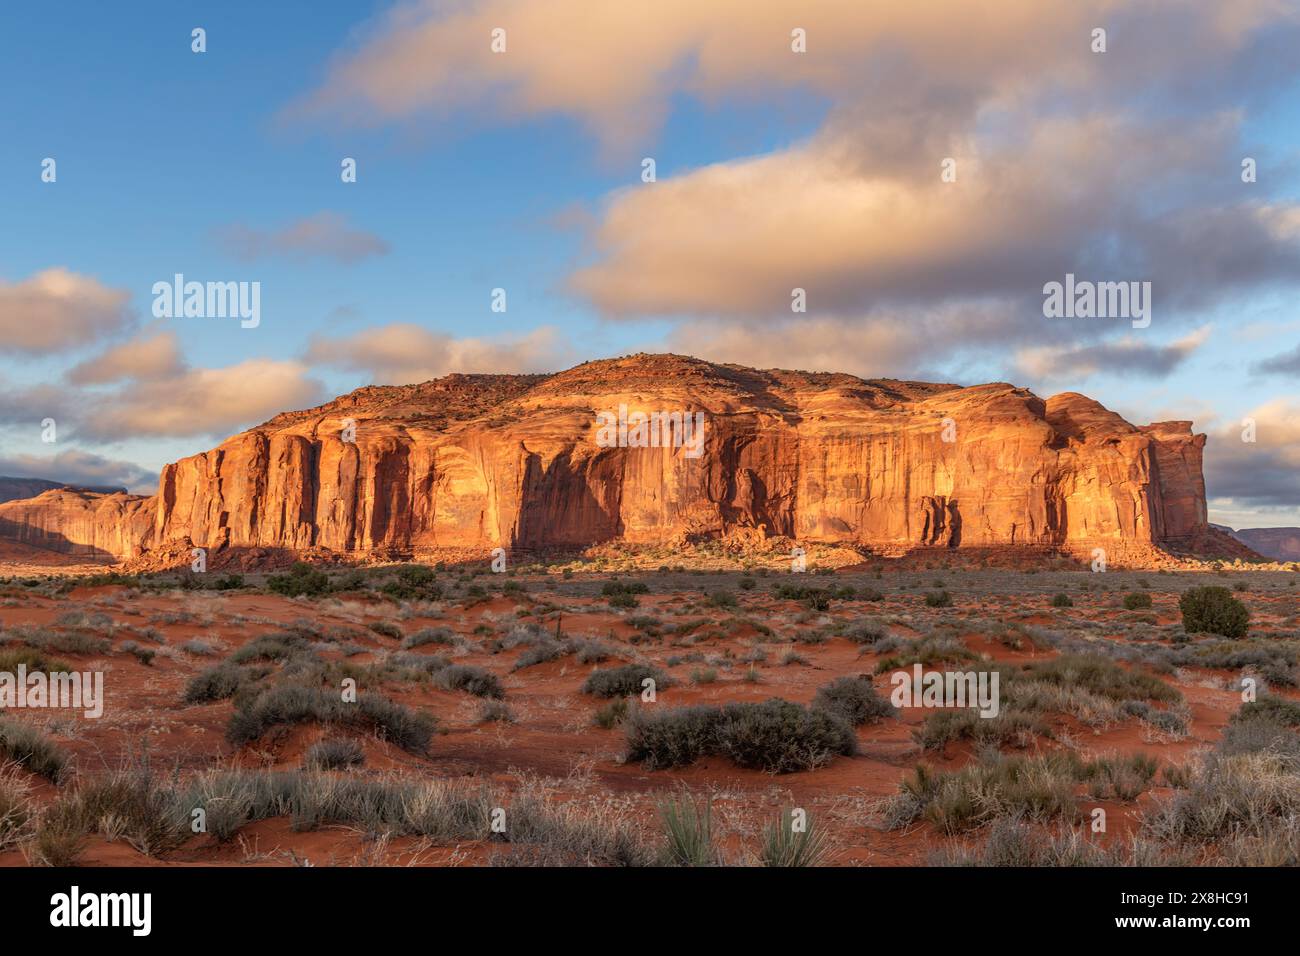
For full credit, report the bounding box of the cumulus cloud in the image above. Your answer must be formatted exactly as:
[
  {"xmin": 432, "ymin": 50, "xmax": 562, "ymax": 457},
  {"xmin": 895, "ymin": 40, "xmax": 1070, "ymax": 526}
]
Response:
[
  {"xmin": 0, "ymin": 268, "xmax": 132, "ymax": 355},
  {"xmin": 293, "ymin": 1, "xmax": 1300, "ymax": 382},
  {"xmin": 0, "ymin": 358, "xmax": 325, "ymax": 442},
  {"xmin": 570, "ymin": 111, "xmax": 1300, "ymax": 327},
  {"xmin": 293, "ymin": 1, "xmax": 1292, "ymax": 151},
  {"xmin": 79, "ymin": 359, "xmax": 325, "ymax": 440},
  {"xmin": 1203, "ymin": 397, "xmax": 1300, "ymax": 509},
  {"xmin": 66, "ymin": 328, "xmax": 185, "ymax": 384},
  {"xmin": 0, "ymin": 449, "xmax": 157, "ymax": 495},
  {"xmin": 305, "ymin": 323, "xmax": 572, "ymax": 384},
  {"xmin": 215, "ymin": 212, "xmax": 390, "ymax": 264}
]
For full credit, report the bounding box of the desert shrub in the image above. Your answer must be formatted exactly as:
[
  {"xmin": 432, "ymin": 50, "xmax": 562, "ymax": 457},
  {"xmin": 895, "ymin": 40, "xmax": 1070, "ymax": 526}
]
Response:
[
  {"xmin": 845, "ymin": 621, "xmax": 887, "ymax": 645},
  {"xmin": 477, "ymin": 701, "xmax": 515, "ymax": 723},
  {"xmin": 1021, "ymin": 653, "xmax": 1179, "ymax": 703},
  {"xmin": 401, "ymin": 627, "xmax": 457, "ymax": 649},
  {"xmin": 395, "ymin": 565, "xmax": 436, "ymax": 586},
  {"xmin": 657, "ymin": 794, "xmax": 718, "ymax": 866},
  {"xmin": 226, "ymin": 685, "xmax": 435, "ymax": 753},
  {"xmin": 573, "ymin": 639, "xmax": 615, "ymax": 664},
  {"xmin": 513, "ymin": 640, "xmax": 567, "ymax": 670},
  {"xmin": 1119, "ymin": 701, "xmax": 1190, "ymax": 737},
  {"xmin": 0, "ymin": 647, "xmax": 71, "ymax": 673},
  {"xmin": 29, "ymin": 801, "xmax": 91, "ymax": 865},
  {"xmin": 707, "ymin": 590, "xmax": 738, "ymax": 609},
  {"xmin": 804, "ymin": 590, "xmax": 831, "ymax": 611},
  {"xmin": 180, "ymin": 638, "xmax": 218, "ymax": 656},
  {"xmin": 0, "ymin": 765, "xmax": 34, "ymax": 851},
  {"xmin": 582, "ymin": 663, "xmax": 670, "ymax": 698},
  {"xmin": 436, "ymin": 664, "xmax": 505, "ymax": 699},
  {"xmin": 915, "ymin": 709, "xmax": 1049, "ymax": 751},
  {"xmin": 738, "ymin": 577, "xmax": 756, "ymax": 590},
  {"xmin": 812, "ymin": 676, "xmax": 894, "ymax": 726},
  {"xmin": 228, "ymin": 631, "xmax": 313, "ymax": 665},
  {"xmin": 119, "ymin": 640, "xmax": 155, "ymax": 666},
  {"xmin": 623, "ymin": 705, "xmax": 724, "ymax": 768},
  {"xmin": 759, "ymin": 808, "xmax": 831, "ymax": 867},
  {"xmin": 1179, "ymin": 586, "xmax": 1250, "ymax": 639},
  {"xmin": 1232, "ymin": 695, "xmax": 1300, "ymax": 728},
  {"xmin": 303, "ymin": 737, "xmax": 365, "ymax": 770},
  {"xmin": 1085, "ymin": 753, "xmax": 1159, "ymax": 801},
  {"xmin": 1122, "ymin": 591, "xmax": 1153, "ymax": 611},
  {"xmin": 1142, "ymin": 750, "xmax": 1300, "ymax": 845},
  {"xmin": 885, "ymin": 752, "xmax": 1090, "ymax": 834},
  {"xmin": 15, "ymin": 627, "xmax": 109, "ymax": 656},
  {"xmin": 625, "ymin": 699, "xmax": 856, "ymax": 773},
  {"xmin": 593, "ymin": 698, "xmax": 629, "ymax": 729},
  {"xmin": 875, "ymin": 636, "xmax": 977, "ymax": 674},
  {"xmin": 0, "ymin": 718, "xmax": 70, "ymax": 782},
  {"xmin": 183, "ymin": 662, "xmax": 249, "ymax": 703},
  {"xmin": 368, "ymin": 621, "xmax": 402, "ymax": 639},
  {"xmin": 379, "ymin": 650, "xmax": 452, "ymax": 681},
  {"xmin": 266, "ymin": 562, "xmax": 331, "ymax": 597},
  {"xmin": 608, "ymin": 593, "xmax": 638, "ymax": 609},
  {"xmin": 927, "ymin": 816, "xmax": 1184, "ymax": 867},
  {"xmin": 1051, "ymin": 593, "xmax": 1073, "ymax": 608},
  {"xmin": 925, "ymin": 590, "xmax": 953, "ymax": 608},
  {"xmin": 691, "ymin": 667, "xmax": 718, "ymax": 685}
]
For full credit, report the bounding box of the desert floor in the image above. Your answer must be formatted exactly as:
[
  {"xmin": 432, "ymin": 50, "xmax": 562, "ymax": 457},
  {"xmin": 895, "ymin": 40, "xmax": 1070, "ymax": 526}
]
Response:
[{"xmin": 0, "ymin": 559, "xmax": 1296, "ymax": 866}]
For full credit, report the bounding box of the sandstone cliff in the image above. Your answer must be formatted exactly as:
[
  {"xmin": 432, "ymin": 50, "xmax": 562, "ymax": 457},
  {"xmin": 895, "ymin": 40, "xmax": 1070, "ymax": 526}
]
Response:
[{"xmin": 0, "ymin": 354, "xmax": 1213, "ymax": 565}]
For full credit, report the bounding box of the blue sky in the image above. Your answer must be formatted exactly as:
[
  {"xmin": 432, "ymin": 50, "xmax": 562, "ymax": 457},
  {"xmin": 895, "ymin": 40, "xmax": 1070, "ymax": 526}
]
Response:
[{"xmin": 1, "ymin": 1, "xmax": 1298, "ymax": 528}]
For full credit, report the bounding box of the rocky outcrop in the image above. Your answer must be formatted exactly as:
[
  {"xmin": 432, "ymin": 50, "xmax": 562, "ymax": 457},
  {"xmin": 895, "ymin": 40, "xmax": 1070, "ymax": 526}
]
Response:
[{"xmin": 0, "ymin": 354, "xmax": 1214, "ymax": 565}]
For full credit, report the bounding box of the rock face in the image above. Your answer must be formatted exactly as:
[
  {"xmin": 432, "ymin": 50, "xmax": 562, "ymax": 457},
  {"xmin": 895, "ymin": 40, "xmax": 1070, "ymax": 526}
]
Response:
[
  {"xmin": 1218, "ymin": 526, "xmax": 1300, "ymax": 562},
  {"xmin": 0, "ymin": 354, "xmax": 1213, "ymax": 564},
  {"xmin": 0, "ymin": 488, "xmax": 155, "ymax": 561}
]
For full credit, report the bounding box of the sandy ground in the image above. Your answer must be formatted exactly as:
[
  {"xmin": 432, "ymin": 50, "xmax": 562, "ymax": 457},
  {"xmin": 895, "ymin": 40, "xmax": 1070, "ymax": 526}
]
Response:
[{"xmin": 0, "ymin": 563, "xmax": 1295, "ymax": 866}]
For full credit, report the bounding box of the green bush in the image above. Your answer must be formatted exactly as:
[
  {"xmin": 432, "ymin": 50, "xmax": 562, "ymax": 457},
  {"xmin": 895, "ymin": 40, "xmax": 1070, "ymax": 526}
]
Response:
[
  {"xmin": 1179, "ymin": 586, "xmax": 1249, "ymax": 638},
  {"xmin": 924, "ymin": 590, "xmax": 953, "ymax": 608},
  {"xmin": 1123, "ymin": 592, "xmax": 1153, "ymax": 611},
  {"xmin": 1051, "ymin": 593, "xmax": 1073, "ymax": 608},
  {"xmin": 266, "ymin": 562, "xmax": 330, "ymax": 597}
]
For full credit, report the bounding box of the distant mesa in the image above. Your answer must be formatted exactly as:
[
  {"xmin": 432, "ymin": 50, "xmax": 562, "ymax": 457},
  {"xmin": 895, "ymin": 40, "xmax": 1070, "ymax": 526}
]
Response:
[
  {"xmin": 0, "ymin": 475, "xmax": 127, "ymax": 505},
  {"xmin": 1211, "ymin": 524, "xmax": 1300, "ymax": 563},
  {"xmin": 0, "ymin": 354, "xmax": 1258, "ymax": 569}
]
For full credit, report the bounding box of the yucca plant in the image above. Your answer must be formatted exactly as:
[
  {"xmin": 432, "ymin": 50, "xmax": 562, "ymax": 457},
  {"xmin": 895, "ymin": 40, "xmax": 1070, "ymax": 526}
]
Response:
[
  {"xmin": 759, "ymin": 808, "xmax": 831, "ymax": 867},
  {"xmin": 657, "ymin": 793, "xmax": 718, "ymax": 866}
]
